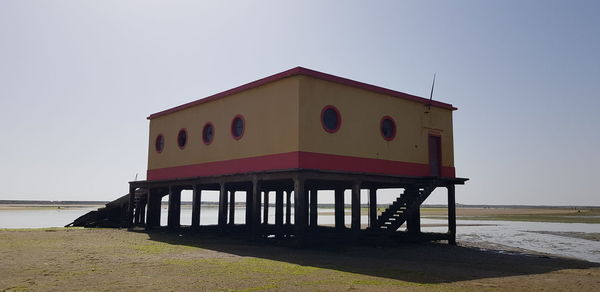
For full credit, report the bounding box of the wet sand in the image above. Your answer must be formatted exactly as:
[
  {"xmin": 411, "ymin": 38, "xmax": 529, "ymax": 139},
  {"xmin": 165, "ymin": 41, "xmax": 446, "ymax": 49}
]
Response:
[
  {"xmin": 1, "ymin": 228, "xmax": 599, "ymax": 291},
  {"xmin": 317, "ymin": 206, "xmax": 600, "ymax": 224}
]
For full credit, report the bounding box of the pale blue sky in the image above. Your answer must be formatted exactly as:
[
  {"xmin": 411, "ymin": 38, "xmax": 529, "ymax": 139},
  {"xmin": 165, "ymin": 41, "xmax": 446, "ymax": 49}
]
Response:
[{"xmin": 1, "ymin": 1, "xmax": 598, "ymax": 205}]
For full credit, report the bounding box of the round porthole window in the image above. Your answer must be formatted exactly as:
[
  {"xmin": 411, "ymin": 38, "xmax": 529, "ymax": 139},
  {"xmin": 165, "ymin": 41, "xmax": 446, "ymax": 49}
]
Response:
[
  {"xmin": 155, "ymin": 134, "xmax": 165, "ymax": 153},
  {"xmin": 202, "ymin": 123, "xmax": 214, "ymax": 145},
  {"xmin": 380, "ymin": 116, "xmax": 396, "ymax": 141},
  {"xmin": 177, "ymin": 129, "xmax": 187, "ymax": 149},
  {"xmin": 231, "ymin": 115, "xmax": 245, "ymax": 140},
  {"xmin": 321, "ymin": 105, "xmax": 341, "ymax": 133}
]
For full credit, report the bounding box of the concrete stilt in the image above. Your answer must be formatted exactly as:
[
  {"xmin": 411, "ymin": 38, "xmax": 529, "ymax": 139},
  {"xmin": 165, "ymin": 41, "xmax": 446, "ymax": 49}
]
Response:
[
  {"xmin": 447, "ymin": 184, "xmax": 456, "ymax": 245},
  {"xmin": 145, "ymin": 189, "xmax": 160, "ymax": 230},
  {"xmin": 167, "ymin": 186, "xmax": 181, "ymax": 229},
  {"xmin": 191, "ymin": 185, "xmax": 201, "ymax": 229},
  {"xmin": 263, "ymin": 191, "xmax": 269, "ymax": 224},
  {"xmin": 218, "ymin": 184, "xmax": 228, "ymax": 227},
  {"xmin": 293, "ymin": 178, "xmax": 307, "ymax": 242},
  {"xmin": 144, "ymin": 190, "xmax": 154, "ymax": 231},
  {"xmin": 127, "ymin": 185, "xmax": 136, "ymax": 228},
  {"xmin": 133, "ymin": 200, "xmax": 140, "ymax": 225},
  {"xmin": 351, "ymin": 182, "xmax": 361, "ymax": 232},
  {"xmin": 245, "ymin": 188, "xmax": 253, "ymax": 228},
  {"xmin": 334, "ymin": 188, "xmax": 344, "ymax": 229},
  {"xmin": 140, "ymin": 202, "xmax": 146, "ymax": 225},
  {"xmin": 229, "ymin": 190, "xmax": 235, "ymax": 225},
  {"xmin": 275, "ymin": 190, "xmax": 284, "ymax": 237},
  {"xmin": 285, "ymin": 190, "xmax": 291, "ymax": 225},
  {"xmin": 406, "ymin": 187, "xmax": 421, "ymax": 233},
  {"xmin": 369, "ymin": 188, "xmax": 377, "ymax": 228},
  {"xmin": 251, "ymin": 179, "xmax": 262, "ymax": 236},
  {"xmin": 309, "ymin": 188, "xmax": 318, "ymax": 228}
]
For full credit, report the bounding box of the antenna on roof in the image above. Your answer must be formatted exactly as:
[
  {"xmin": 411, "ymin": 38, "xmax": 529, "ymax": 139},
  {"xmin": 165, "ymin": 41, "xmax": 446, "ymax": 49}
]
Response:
[{"xmin": 425, "ymin": 73, "xmax": 436, "ymax": 114}]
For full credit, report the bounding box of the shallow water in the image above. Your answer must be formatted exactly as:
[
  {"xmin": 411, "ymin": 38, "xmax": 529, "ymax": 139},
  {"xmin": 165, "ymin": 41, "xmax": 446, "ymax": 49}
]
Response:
[
  {"xmin": 0, "ymin": 207, "xmax": 99, "ymax": 228},
  {"xmin": 435, "ymin": 219, "xmax": 600, "ymax": 263},
  {"xmin": 1, "ymin": 207, "xmax": 599, "ymax": 263}
]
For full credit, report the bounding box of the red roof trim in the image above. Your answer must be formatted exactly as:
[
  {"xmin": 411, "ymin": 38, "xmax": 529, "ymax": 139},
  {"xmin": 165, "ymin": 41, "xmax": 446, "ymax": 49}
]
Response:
[{"xmin": 147, "ymin": 67, "xmax": 457, "ymax": 119}]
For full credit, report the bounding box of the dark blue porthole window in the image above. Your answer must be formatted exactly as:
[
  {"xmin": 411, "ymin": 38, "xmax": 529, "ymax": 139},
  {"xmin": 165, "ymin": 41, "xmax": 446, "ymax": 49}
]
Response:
[
  {"xmin": 380, "ymin": 116, "xmax": 396, "ymax": 141},
  {"xmin": 321, "ymin": 105, "xmax": 341, "ymax": 133},
  {"xmin": 177, "ymin": 128, "xmax": 187, "ymax": 149},
  {"xmin": 231, "ymin": 115, "xmax": 245, "ymax": 140},
  {"xmin": 155, "ymin": 134, "xmax": 165, "ymax": 153},
  {"xmin": 202, "ymin": 123, "xmax": 214, "ymax": 145}
]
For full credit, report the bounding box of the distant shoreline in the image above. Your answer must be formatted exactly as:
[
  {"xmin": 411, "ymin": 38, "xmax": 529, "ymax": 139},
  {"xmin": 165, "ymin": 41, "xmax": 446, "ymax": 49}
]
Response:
[{"xmin": 0, "ymin": 200, "xmax": 598, "ymax": 209}]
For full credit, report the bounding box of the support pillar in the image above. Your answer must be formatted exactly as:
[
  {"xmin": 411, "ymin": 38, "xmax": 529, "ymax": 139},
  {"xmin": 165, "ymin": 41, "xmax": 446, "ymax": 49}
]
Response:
[
  {"xmin": 229, "ymin": 190, "xmax": 235, "ymax": 225},
  {"xmin": 275, "ymin": 190, "xmax": 284, "ymax": 233},
  {"xmin": 309, "ymin": 188, "xmax": 318, "ymax": 228},
  {"xmin": 334, "ymin": 188, "xmax": 344, "ymax": 229},
  {"xmin": 406, "ymin": 187, "xmax": 421, "ymax": 234},
  {"xmin": 351, "ymin": 182, "xmax": 361, "ymax": 232},
  {"xmin": 251, "ymin": 179, "xmax": 262, "ymax": 236},
  {"xmin": 408, "ymin": 207, "xmax": 421, "ymax": 233},
  {"xmin": 369, "ymin": 188, "xmax": 377, "ymax": 228},
  {"xmin": 144, "ymin": 190, "xmax": 154, "ymax": 230},
  {"xmin": 218, "ymin": 183, "xmax": 228, "ymax": 227},
  {"xmin": 167, "ymin": 186, "xmax": 181, "ymax": 229},
  {"xmin": 191, "ymin": 185, "xmax": 201, "ymax": 229},
  {"xmin": 285, "ymin": 190, "xmax": 291, "ymax": 225},
  {"xmin": 133, "ymin": 200, "xmax": 140, "ymax": 225},
  {"xmin": 127, "ymin": 185, "xmax": 136, "ymax": 228},
  {"xmin": 447, "ymin": 184, "xmax": 456, "ymax": 245},
  {"xmin": 140, "ymin": 201, "xmax": 146, "ymax": 225},
  {"xmin": 145, "ymin": 189, "xmax": 163, "ymax": 230},
  {"xmin": 246, "ymin": 188, "xmax": 253, "ymax": 228},
  {"xmin": 263, "ymin": 191, "xmax": 269, "ymax": 224},
  {"xmin": 293, "ymin": 177, "xmax": 307, "ymax": 241}
]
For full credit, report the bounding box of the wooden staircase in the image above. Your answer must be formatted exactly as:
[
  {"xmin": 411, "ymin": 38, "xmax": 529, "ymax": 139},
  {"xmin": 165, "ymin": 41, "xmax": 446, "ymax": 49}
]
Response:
[
  {"xmin": 66, "ymin": 189, "xmax": 147, "ymax": 228},
  {"xmin": 370, "ymin": 186, "xmax": 436, "ymax": 232}
]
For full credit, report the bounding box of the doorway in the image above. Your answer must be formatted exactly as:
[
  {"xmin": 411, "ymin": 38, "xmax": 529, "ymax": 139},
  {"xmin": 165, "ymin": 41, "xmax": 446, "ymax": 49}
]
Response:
[{"xmin": 428, "ymin": 135, "xmax": 442, "ymax": 176}]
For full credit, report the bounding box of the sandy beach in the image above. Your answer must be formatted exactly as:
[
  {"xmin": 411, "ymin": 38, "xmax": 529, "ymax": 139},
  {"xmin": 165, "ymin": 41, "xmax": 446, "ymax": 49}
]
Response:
[{"xmin": 0, "ymin": 228, "xmax": 598, "ymax": 291}]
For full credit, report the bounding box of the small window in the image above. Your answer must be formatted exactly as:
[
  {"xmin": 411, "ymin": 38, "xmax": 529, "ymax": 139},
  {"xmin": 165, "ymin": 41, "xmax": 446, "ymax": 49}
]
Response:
[
  {"xmin": 155, "ymin": 134, "xmax": 165, "ymax": 153},
  {"xmin": 177, "ymin": 128, "xmax": 187, "ymax": 149},
  {"xmin": 380, "ymin": 116, "xmax": 396, "ymax": 141},
  {"xmin": 202, "ymin": 123, "xmax": 214, "ymax": 145},
  {"xmin": 321, "ymin": 105, "xmax": 341, "ymax": 133},
  {"xmin": 231, "ymin": 115, "xmax": 245, "ymax": 140}
]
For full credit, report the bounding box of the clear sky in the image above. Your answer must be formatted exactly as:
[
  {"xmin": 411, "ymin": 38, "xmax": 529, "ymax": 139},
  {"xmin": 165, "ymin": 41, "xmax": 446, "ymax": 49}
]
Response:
[{"xmin": 1, "ymin": 1, "xmax": 598, "ymax": 205}]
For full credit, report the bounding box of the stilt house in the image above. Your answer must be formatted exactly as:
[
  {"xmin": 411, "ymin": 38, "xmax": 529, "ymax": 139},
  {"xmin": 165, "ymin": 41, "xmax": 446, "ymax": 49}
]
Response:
[{"xmin": 128, "ymin": 67, "xmax": 467, "ymax": 244}]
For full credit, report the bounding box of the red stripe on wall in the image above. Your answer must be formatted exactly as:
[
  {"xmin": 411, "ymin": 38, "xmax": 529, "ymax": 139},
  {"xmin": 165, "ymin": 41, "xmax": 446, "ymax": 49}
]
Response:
[
  {"xmin": 146, "ymin": 151, "xmax": 456, "ymax": 181},
  {"xmin": 297, "ymin": 152, "xmax": 430, "ymax": 176},
  {"xmin": 441, "ymin": 166, "xmax": 455, "ymax": 178},
  {"xmin": 147, "ymin": 152, "xmax": 300, "ymax": 181}
]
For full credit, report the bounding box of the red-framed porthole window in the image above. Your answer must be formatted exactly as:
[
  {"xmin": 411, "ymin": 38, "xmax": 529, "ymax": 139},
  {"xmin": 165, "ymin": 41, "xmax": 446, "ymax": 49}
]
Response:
[
  {"xmin": 177, "ymin": 128, "xmax": 187, "ymax": 149},
  {"xmin": 321, "ymin": 105, "xmax": 341, "ymax": 133},
  {"xmin": 380, "ymin": 116, "xmax": 396, "ymax": 141},
  {"xmin": 230, "ymin": 115, "xmax": 245, "ymax": 140},
  {"xmin": 155, "ymin": 134, "xmax": 165, "ymax": 153},
  {"xmin": 202, "ymin": 122, "xmax": 214, "ymax": 145}
]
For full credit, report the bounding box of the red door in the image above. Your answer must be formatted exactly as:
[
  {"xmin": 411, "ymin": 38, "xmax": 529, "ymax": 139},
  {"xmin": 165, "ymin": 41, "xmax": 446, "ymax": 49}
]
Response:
[{"xmin": 428, "ymin": 135, "xmax": 442, "ymax": 176}]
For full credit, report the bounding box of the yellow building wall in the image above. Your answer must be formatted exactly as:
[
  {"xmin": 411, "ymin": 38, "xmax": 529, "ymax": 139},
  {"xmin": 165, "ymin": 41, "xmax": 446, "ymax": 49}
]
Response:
[
  {"xmin": 147, "ymin": 76, "xmax": 301, "ymax": 170},
  {"xmin": 298, "ymin": 76, "xmax": 455, "ymax": 168}
]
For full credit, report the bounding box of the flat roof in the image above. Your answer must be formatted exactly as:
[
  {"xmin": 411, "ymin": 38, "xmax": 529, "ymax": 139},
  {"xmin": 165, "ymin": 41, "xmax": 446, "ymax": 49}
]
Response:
[{"xmin": 148, "ymin": 67, "xmax": 457, "ymax": 120}]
